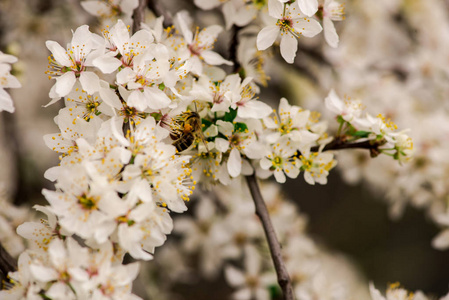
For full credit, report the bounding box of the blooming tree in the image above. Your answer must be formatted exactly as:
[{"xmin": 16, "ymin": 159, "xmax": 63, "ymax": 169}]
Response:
[{"xmin": 0, "ymin": 0, "xmax": 447, "ymax": 299}]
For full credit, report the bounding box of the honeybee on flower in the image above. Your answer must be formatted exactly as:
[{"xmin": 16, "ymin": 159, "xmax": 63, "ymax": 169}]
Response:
[{"xmin": 169, "ymin": 110, "xmax": 206, "ymax": 153}]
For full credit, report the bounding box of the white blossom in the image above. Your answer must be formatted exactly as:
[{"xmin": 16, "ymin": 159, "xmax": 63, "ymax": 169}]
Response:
[
  {"xmin": 257, "ymin": 0, "xmax": 322, "ymax": 63},
  {"xmin": 0, "ymin": 51, "xmax": 21, "ymax": 113},
  {"xmin": 176, "ymin": 11, "xmax": 233, "ymax": 75},
  {"xmin": 46, "ymin": 25, "xmax": 101, "ymax": 98}
]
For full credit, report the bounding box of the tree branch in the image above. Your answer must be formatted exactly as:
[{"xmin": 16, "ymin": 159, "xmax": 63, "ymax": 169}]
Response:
[
  {"xmin": 0, "ymin": 242, "xmax": 17, "ymax": 288},
  {"xmin": 132, "ymin": 0, "xmax": 148, "ymax": 34},
  {"xmin": 147, "ymin": 0, "xmax": 173, "ymax": 27},
  {"xmin": 229, "ymin": 25, "xmax": 242, "ymax": 73},
  {"xmin": 246, "ymin": 174, "xmax": 295, "ymax": 300},
  {"xmin": 312, "ymin": 138, "xmax": 386, "ymax": 157}
]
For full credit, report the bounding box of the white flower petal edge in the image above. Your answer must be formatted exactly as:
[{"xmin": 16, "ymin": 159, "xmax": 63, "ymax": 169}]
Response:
[
  {"xmin": 323, "ymin": 17, "xmax": 339, "ymax": 48},
  {"xmin": 257, "ymin": 25, "xmax": 279, "ymax": 51}
]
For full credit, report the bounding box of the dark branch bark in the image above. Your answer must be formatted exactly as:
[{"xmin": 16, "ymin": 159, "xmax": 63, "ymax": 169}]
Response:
[
  {"xmin": 0, "ymin": 243, "xmax": 16, "ymax": 273},
  {"xmin": 246, "ymin": 174, "xmax": 295, "ymax": 300},
  {"xmin": 132, "ymin": 0, "xmax": 148, "ymax": 34},
  {"xmin": 0, "ymin": 242, "xmax": 17, "ymax": 288},
  {"xmin": 1, "ymin": 109, "xmax": 22, "ymax": 204},
  {"xmin": 229, "ymin": 25, "xmax": 242, "ymax": 73},
  {"xmin": 312, "ymin": 139, "xmax": 386, "ymax": 157},
  {"xmin": 147, "ymin": 0, "xmax": 173, "ymax": 27}
]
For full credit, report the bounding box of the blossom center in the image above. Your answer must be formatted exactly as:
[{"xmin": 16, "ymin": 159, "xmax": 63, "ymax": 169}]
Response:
[
  {"xmin": 277, "ymin": 17, "xmax": 293, "ymax": 33},
  {"xmin": 279, "ymin": 119, "xmax": 293, "ymax": 134},
  {"xmin": 246, "ymin": 275, "xmax": 259, "ymax": 288},
  {"xmin": 77, "ymin": 194, "xmax": 98, "ymax": 210},
  {"xmin": 213, "ymin": 92, "xmax": 225, "ymax": 104},
  {"xmin": 272, "ymin": 156, "xmax": 283, "ymax": 168}
]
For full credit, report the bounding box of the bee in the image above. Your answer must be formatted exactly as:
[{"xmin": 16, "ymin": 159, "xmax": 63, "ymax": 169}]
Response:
[{"xmin": 170, "ymin": 110, "xmax": 206, "ymax": 152}]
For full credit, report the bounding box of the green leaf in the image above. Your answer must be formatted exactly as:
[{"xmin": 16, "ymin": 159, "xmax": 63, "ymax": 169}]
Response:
[
  {"xmin": 158, "ymin": 83, "xmax": 166, "ymax": 91},
  {"xmin": 149, "ymin": 112, "xmax": 163, "ymax": 121},
  {"xmin": 337, "ymin": 115, "xmax": 345, "ymax": 124},
  {"xmin": 238, "ymin": 68, "xmax": 246, "ymax": 79},
  {"xmin": 223, "ymin": 108, "xmax": 237, "ymax": 122},
  {"xmin": 234, "ymin": 122, "xmax": 248, "ymax": 133},
  {"xmin": 216, "ymin": 132, "xmax": 227, "ymax": 140},
  {"xmin": 352, "ymin": 130, "xmax": 370, "ymax": 138},
  {"xmin": 201, "ymin": 118, "xmax": 213, "ymax": 131},
  {"xmin": 268, "ymin": 284, "xmax": 282, "ymax": 299}
]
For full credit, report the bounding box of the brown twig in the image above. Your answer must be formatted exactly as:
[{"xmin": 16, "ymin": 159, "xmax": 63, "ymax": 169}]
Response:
[
  {"xmin": 229, "ymin": 25, "xmax": 242, "ymax": 73},
  {"xmin": 132, "ymin": 0, "xmax": 148, "ymax": 34},
  {"xmin": 246, "ymin": 174, "xmax": 295, "ymax": 300},
  {"xmin": 311, "ymin": 138, "xmax": 386, "ymax": 157},
  {"xmin": 0, "ymin": 242, "xmax": 17, "ymax": 289},
  {"xmin": 147, "ymin": 0, "xmax": 173, "ymax": 27},
  {"xmin": 230, "ymin": 8, "xmax": 294, "ymax": 298}
]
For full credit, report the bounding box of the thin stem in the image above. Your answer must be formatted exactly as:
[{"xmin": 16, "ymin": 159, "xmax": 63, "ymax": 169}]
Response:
[
  {"xmin": 132, "ymin": 0, "xmax": 148, "ymax": 34},
  {"xmin": 336, "ymin": 121, "xmax": 345, "ymax": 137},
  {"xmin": 147, "ymin": 0, "xmax": 173, "ymax": 27},
  {"xmin": 246, "ymin": 174, "xmax": 295, "ymax": 300}
]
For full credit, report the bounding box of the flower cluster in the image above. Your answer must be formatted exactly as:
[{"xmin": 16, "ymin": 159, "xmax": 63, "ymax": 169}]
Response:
[
  {"xmin": 325, "ymin": 89, "xmax": 414, "ymax": 164},
  {"xmin": 292, "ymin": 0, "xmax": 449, "ymax": 251},
  {"xmin": 0, "ymin": 0, "xmax": 423, "ymax": 298},
  {"xmin": 0, "ymin": 193, "xmax": 28, "ymax": 258},
  {"xmin": 369, "ymin": 282, "xmax": 449, "ymax": 300},
  {"xmin": 257, "ymin": 0, "xmax": 323, "ymax": 63},
  {"xmin": 81, "ymin": 0, "xmax": 139, "ymax": 23},
  {"xmin": 259, "ymin": 97, "xmax": 335, "ymax": 184},
  {"xmin": 0, "ymin": 51, "xmax": 21, "ymax": 113},
  {"xmin": 193, "ymin": 0, "xmax": 344, "ymax": 63},
  {"xmin": 0, "ymin": 238, "xmax": 141, "ymax": 300}
]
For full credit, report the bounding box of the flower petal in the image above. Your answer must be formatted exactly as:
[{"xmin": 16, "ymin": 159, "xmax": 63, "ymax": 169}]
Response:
[
  {"xmin": 202, "ymin": 51, "xmax": 233, "ymax": 66},
  {"xmin": 79, "ymin": 71, "xmax": 100, "ymax": 94},
  {"xmin": 268, "ymin": 0, "xmax": 284, "ymax": 19},
  {"xmin": 55, "ymin": 72, "xmax": 76, "ymax": 97},
  {"xmin": 93, "ymin": 53, "xmax": 122, "ymax": 73},
  {"xmin": 324, "ymin": 18, "xmax": 339, "ymax": 48},
  {"xmin": 432, "ymin": 229, "xmax": 449, "ymax": 250},
  {"xmin": 280, "ymin": 33, "xmax": 298, "ymax": 64},
  {"xmin": 46, "ymin": 41, "xmax": 71, "ymax": 66},
  {"xmin": 224, "ymin": 266, "xmax": 246, "ymax": 287},
  {"xmin": 293, "ymin": 18, "xmax": 322, "ymax": 37},
  {"xmin": 274, "ymin": 169, "xmax": 286, "ymax": 183},
  {"xmin": 144, "ymin": 87, "xmax": 171, "ymax": 110},
  {"xmin": 237, "ymin": 100, "xmax": 272, "ymax": 119},
  {"xmin": 176, "ymin": 11, "xmax": 194, "ymax": 44},
  {"xmin": 298, "ymin": 0, "xmax": 318, "ymax": 17},
  {"xmin": 257, "ymin": 25, "xmax": 279, "ymax": 51},
  {"xmin": 228, "ymin": 148, "xmax": 242, "ymax": 178}
]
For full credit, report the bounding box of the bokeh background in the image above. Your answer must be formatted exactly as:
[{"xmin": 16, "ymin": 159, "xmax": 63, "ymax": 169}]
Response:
[{"xmin": 1, "ymin": 0, "xmax": 448, "ymax": 299}]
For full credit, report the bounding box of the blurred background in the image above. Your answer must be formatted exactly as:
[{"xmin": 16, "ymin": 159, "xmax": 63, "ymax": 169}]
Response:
[{"xmin": 1, "ymin": 0, "xmax": 449, "ymax": 299}]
